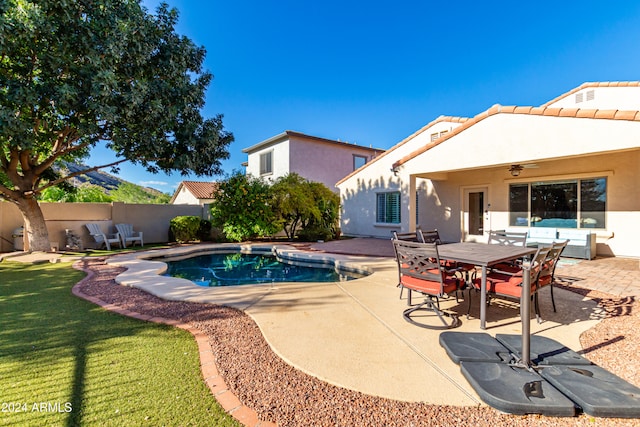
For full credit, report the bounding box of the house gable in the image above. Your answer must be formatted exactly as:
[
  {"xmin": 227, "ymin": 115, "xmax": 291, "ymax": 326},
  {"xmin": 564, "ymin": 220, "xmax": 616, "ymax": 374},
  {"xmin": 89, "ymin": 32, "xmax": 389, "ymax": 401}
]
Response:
[
  {"xmin": 170, "ymin": 181, "xmax": 217, "ymax": 205},
  {"xmin": 393, "ymin": 101, "xmax": 640, "ymax": 171},
  {"xmin": 542, "ymin": 81, "xmax": 640, "ymax": 111},
  {"xmin": 336, "ymin": 116, "xmax": 469, "ymax": 187},
  {"xmin": 243, "ymin": 130, "xmax": 384, "ymax": 189}
]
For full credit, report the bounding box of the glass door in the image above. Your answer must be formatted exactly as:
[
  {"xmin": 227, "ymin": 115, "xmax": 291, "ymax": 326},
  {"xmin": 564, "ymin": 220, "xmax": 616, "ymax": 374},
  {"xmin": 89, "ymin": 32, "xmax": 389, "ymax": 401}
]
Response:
[{"xmin": 463, "ymin": 187, "xmax": 488, "ymax": 242}]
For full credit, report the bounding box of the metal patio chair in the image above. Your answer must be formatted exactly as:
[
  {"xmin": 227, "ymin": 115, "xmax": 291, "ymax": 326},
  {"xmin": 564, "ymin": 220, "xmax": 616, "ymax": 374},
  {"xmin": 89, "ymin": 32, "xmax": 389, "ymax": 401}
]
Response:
[
  {"xmin": 391, "ymin": 227, "xmax": 426, "ymax": 305},
  {"xmin": 469, "ymin": 245, "xmax": 551, "ymax": 323},
  {"xmin": 392, "ymin": 239, "xmax": 462, "ymax": 329},
  {"xmin": 537, "ymin": 240, "xmax": 569, "ymax": 313}
]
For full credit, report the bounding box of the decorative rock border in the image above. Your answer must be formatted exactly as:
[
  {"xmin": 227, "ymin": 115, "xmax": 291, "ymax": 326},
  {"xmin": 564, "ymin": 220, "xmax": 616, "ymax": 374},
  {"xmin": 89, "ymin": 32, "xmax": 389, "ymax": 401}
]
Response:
[{"xmin": 71, "ymin": 260, "xmax": 276, "ymax": 427}]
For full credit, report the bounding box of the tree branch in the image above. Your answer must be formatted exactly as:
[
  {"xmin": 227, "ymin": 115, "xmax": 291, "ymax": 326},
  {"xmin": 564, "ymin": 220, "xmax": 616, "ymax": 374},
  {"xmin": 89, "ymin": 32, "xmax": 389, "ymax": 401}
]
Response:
[
  {"xmin": 0, "ymin": 182, "xmax": 19, "ymax": 202},
  {"xmin": 36, "ymin": 158, "xmax": 129, "ymax": 192},
  {"xmin": 35, "ymin": 138, "xmax": 92, "ymax": 176}
]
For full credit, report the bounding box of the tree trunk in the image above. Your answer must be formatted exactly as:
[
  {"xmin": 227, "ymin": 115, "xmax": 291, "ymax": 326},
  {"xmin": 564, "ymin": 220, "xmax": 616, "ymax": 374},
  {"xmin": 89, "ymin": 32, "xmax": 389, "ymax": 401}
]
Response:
[{"xmin": 14, "ymin": 197, "xmax": 51, "ymax": 252}]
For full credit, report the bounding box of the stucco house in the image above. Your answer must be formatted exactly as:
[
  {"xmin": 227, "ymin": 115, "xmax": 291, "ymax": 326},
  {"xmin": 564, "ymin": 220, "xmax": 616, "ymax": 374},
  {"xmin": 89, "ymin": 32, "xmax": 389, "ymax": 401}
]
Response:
[
  {"xmin": 242, "ymin": 130, "xmax": 384, "ymax": 191},
  {"xmin": 337, "ymin": 82, "xmax": 640, "ymax": 258},
  {"xmin": 170, "ymin": 181, "xmax": 217, "ymax": 205}
]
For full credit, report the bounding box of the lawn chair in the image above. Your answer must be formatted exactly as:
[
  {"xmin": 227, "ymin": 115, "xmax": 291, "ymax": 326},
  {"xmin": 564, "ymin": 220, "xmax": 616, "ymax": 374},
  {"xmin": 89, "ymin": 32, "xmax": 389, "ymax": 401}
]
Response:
[
  {"xmin": 115, "ymin": 223, "xmax": 143, "ymax": 248},
  {"xmin": 85, "ymin": 223, "xmax": 121, "ymax": 250},
  {"xmin": 537, "ymin": 240, "xmax": 568, "ymax": 313},
  {"xmin": 392, "ymin": 239, "xmax": 462, "ymax": 329},
  {"xmin": 470, "ymin": 245, "xmax": 551, "ymax": 324}
]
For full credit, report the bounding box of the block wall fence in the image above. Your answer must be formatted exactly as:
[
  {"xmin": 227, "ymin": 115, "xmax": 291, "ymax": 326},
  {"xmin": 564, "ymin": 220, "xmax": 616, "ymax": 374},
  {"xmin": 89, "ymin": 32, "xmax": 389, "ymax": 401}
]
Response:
[{"xmin": 0, "ymin": 201, "xmax": 208, "ymax": 252}]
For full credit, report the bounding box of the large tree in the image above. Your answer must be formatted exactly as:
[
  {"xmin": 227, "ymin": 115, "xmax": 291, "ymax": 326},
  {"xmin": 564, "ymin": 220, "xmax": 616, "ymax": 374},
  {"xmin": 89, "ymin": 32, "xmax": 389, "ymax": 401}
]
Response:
[
  {"xmin": 271, "ymin": 173, "xmax": 340, "ymax": 240},
  {"xmin": 0, "ymin": 0, "xmax": 233, "ymax": 251}
]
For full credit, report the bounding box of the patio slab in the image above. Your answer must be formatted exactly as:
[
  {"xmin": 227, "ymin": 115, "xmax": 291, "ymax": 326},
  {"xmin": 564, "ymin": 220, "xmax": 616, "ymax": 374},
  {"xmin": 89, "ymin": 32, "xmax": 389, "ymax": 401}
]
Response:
[{"xmin": 106, "ymin": 241, "xmax": 606, "ymax": 406}]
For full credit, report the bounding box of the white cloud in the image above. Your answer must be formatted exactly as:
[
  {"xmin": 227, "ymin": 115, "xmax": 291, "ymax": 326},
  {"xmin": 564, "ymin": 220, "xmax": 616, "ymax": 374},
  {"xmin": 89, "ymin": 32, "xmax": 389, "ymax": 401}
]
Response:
[{"xmin": 139, "ymin": 180, "xmax": 169, "ymax": 187}]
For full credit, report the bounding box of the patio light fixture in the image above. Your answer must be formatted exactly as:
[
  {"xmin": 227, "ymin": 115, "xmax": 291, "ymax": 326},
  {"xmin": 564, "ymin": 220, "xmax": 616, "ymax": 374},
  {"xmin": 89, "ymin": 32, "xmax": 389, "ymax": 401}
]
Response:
[{"xmin": 509, "ymin": 165, "xmax": 524, "ymax": 177}]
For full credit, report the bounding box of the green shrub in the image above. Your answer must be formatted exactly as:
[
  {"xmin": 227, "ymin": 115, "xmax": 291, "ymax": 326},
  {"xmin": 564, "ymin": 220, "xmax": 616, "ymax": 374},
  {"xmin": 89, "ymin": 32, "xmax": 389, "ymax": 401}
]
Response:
[
  {"xmin": 169, "ymin": 216, "xmax": 201, "ymax": 242},
  {"xmin": 297, "ymin": 225, "xmax": 333, "ymax": 242},
  {"xmin": 210, "ymin": 171, "xmax": 278, "ymax": 242},
  {"xmin": 272, "ymin": 175, "xmax": 340, "ymax": 241}
]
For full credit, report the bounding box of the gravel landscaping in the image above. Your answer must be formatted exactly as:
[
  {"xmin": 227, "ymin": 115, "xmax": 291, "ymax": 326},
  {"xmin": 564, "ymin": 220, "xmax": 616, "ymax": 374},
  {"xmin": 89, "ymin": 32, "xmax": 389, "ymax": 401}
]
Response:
[{"xmin": 75, "ymin": 257, "xmax": 640, "ymax": 427}]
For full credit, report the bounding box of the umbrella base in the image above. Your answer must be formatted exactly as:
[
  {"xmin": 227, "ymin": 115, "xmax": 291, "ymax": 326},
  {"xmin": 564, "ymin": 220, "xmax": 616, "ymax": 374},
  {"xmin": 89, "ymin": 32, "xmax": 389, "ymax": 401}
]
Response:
[
  {"xmin": 441, "ymin": 332, "xmax": 640, "ymax": 418},
  {"xmin": 460, "ymin": 361, "xmax": 576, "ymax": 416}
]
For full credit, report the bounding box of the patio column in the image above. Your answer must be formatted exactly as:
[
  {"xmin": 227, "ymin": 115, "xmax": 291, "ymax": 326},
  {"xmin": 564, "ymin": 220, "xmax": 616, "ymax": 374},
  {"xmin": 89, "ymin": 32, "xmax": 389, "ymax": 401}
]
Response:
[{"xmin": 408, "ymin": 174, "xmax": 417, "ymax": 232}]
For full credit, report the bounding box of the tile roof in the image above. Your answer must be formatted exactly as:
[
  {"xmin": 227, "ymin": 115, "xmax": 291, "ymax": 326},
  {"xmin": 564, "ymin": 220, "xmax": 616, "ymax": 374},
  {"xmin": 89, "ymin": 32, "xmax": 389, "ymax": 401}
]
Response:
[
  {"xmin": 541, "ymin": 81, "xmax": 640, "ymax": 107},
  {"xmin": 335, "ymin": 116, "xmax": 469, "ymax": 185},
  {"xmin": 393, "ymin": 100, "xmax": 640, "ymax": 169},
  {"xmin": 180, "ymin": 181, "xmax": 217, "ymax": 199},
  {"xmin": 243, "ymin": 130, "xmax": 385, "ymax": 154}
]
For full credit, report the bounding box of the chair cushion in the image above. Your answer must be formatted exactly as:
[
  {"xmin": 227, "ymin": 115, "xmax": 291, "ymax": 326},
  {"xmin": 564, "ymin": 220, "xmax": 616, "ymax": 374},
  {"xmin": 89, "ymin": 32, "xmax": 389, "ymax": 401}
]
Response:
[
  {"xmin": 537, "ymin": 275, "xmax": 552, "ymax": 287},
  {"xmin": 537, "ymin": 260, "xmax": 556, "ymax": 287},
  {"xmin": 401, "ymin": 274, "xmax": 459, "ymax": 295},
  {"xmin": 483, "ymin": 273, "xmax": 536, "ymax": 298},
  {"xmin": 491, "ymin": 263, "xmax": 521, "ymax": 274}
]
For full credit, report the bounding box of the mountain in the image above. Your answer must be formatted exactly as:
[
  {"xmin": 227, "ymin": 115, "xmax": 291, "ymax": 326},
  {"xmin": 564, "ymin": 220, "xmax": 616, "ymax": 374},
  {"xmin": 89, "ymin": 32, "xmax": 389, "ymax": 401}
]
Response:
[
  {"xmin": 60, "ymin": 162, "xmax": 169, "ymax": 201},
  {"xmin": 63, "ymin": 162, "xmax": 123, "ymax": 192}
]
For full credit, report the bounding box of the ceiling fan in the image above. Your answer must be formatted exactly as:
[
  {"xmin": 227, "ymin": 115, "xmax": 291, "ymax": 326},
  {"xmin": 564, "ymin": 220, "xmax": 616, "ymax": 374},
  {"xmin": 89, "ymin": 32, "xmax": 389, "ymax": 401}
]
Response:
[{"xmin": 508, "ymin": 163, "xmax": 538, "ymax": 176}]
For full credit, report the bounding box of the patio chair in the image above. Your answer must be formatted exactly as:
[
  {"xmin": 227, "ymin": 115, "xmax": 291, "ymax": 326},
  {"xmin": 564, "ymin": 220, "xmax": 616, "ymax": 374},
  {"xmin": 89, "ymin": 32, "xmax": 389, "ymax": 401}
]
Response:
[
  {"xmin": 391, "ymin": 227, "xmax": 426, "ymax": 243},
  {"xmin": 469, "ymin": 245, "xmax": 551, "ymax": 323},
  {"xmin": 115, "ymin": 223, "xmax": 144, "ymax": 248},
  {"xmin": 392, "ymin": 239, "xmax": 462, "ymax": 329},
  {"xmin": 85, "ymin": 223, "xmax": 121, "ymax": 250},
  {"xmin": 488, "ymin": 230, "xmax": 528, "ymax": 246},
  {"xmin": 488, "ymin": 230, "xmax": 529, "ymax": 273},
  {"xmin": 537, "ymin": 240, "xmax": 568, "ymax": 313},
  {"xmin": 392, "ymin": 228, "xmax": 426, "ymax": 304},
  {"xmin": 419, "ymin": 228, "xmax": 442, "ymax": 244}
]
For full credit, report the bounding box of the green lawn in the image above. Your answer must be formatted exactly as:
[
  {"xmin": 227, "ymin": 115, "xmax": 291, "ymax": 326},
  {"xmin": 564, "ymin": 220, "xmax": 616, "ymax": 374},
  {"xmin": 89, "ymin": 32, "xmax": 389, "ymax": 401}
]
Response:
[{"xmin": 0, "ymin": 260, "xmax": 240, "ymax": 427}]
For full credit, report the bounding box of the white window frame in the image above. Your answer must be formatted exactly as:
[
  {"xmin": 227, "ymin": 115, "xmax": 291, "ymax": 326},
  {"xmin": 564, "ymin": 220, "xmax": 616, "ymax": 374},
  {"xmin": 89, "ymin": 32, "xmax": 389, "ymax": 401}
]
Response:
[
  {"xmin": 259, "ymin": 151, "xmax": 273, "ymax": 175},
  {"xmin": 376, "ymin": 191, "xmax": 401, "ymax": 224}
]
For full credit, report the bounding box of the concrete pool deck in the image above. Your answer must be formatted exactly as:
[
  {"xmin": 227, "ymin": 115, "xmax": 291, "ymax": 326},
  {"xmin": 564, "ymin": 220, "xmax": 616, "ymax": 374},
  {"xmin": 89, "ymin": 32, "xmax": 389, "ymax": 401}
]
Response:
[{"xmin": 103, "ymin": 240, "xmax": 616, "ymax": 406}]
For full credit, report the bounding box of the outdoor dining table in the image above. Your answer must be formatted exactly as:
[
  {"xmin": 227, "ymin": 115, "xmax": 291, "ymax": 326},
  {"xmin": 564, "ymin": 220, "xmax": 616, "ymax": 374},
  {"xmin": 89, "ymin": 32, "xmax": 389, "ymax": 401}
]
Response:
[{"xmin": 437, "ymin": 242, "xmax": 538, "ymax": 329}]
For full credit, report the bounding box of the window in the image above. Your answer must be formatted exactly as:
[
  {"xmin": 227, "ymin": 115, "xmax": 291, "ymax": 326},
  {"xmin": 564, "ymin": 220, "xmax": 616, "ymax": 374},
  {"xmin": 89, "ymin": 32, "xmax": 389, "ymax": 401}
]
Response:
[
  {"xmin": 259, "ymin": 151, "xmax": 272, "ymax": 175},
  {"xmin": 509, "ymin": 184, "xmax": 529, "ymax": 226},
  {"xmin": 580, "ymin": 178, "xmax": 606, "ymax": 228},
  {"xmin": 353, "ymin": 155, "xmax": 367, "ymax": 170},
  {"xmin": 509, "ymin": 177, "xmax": 606, "ymax": 228},
  {"xmin": 377, "ymin": 192, "xmax": 401, "ymax": 223}
]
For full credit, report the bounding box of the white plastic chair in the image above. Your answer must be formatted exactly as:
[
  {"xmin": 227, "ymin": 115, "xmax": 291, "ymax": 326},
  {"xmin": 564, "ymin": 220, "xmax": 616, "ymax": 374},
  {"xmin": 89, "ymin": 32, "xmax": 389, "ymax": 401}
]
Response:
[
  {"xmin": 115, "ymin": 223, "xmax": 143, "ymax": 248},
  {"xmin": 85, "ymin": 223, "xmax": 121, "ymax": 250}
]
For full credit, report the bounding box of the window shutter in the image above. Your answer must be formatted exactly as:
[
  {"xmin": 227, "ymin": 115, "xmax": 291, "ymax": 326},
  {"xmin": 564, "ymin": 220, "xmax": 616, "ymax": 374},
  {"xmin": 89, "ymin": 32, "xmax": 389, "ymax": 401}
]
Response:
[
  {"xmin": 390, "ymin": 192, "xmax": 401, "ymax": 223},
  {"xmin": 376, "ymin": 194, "xmax": 385, "ymax": 222}
]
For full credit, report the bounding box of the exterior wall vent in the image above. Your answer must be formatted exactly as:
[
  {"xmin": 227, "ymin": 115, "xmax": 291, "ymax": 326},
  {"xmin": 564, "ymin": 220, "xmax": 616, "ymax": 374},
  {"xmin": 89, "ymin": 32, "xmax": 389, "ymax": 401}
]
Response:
[
  {"xmin": 575, "ymin": 92, "xmax": 584, "ymax": 103},
  {"xmin": 586, "ymin": 90, "xmax": 595, "ymax": 101}
]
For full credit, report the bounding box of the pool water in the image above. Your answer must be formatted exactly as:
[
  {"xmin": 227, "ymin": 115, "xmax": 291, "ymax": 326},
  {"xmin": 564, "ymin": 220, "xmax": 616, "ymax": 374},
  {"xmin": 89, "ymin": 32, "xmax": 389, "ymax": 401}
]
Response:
[{"xmin": 164, "ymin": 252, "xmax": 366, "ymax": 287}]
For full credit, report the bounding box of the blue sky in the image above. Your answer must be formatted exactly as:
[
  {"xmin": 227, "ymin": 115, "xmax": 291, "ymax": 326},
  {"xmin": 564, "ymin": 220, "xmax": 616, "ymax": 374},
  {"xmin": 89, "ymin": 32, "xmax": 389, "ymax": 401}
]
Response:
[{"xmin": 89, "ymin": 0, "xmax": 640, "ymax": 193}]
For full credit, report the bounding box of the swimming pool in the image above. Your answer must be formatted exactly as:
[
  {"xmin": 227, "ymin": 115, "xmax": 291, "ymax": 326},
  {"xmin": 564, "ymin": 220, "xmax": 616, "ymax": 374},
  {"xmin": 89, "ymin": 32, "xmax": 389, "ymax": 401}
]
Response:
[{"xmin": 164, "ymin": 252, "xmax": 368, "ymax": 287}]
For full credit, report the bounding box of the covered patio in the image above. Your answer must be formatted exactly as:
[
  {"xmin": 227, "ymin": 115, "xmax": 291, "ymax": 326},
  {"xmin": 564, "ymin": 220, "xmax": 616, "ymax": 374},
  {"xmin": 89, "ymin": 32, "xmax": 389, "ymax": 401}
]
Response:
[{"xmin": 393, "ymin": 106, "xmax": 640, "ymax": 259}]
